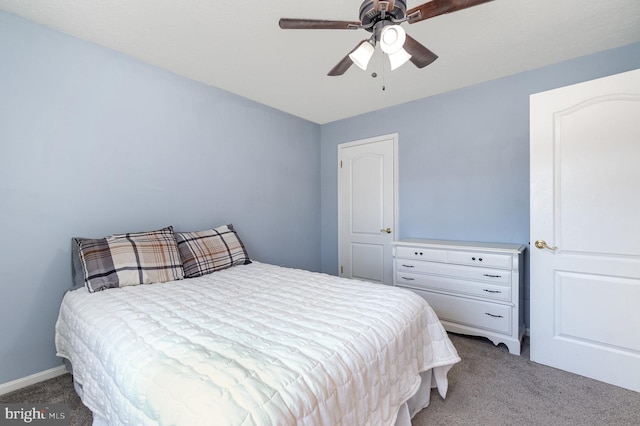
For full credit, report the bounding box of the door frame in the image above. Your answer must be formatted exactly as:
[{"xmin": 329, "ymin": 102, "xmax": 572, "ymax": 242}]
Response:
[{"xmin": 337, "ymin": 133, "xmax": 399, "ymax": 283}]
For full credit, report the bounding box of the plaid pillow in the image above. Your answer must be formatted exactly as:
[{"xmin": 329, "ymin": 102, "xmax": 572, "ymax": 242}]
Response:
[
  {"xmin": 175, "ymin": 224, "xmax": 251, "ymax": 278},
  {"xmin": 75, "ymin": 226, "xmax": 184, "ymax": 293}
]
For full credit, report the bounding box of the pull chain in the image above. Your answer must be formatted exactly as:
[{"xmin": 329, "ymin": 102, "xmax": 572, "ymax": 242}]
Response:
[
  {"xmin": 370, "ymin": 49, "xmax": 386, "ymax": 91},
  {"xmin": 381, "ymin": 48, "xmax": 386, "ymax": 91}
]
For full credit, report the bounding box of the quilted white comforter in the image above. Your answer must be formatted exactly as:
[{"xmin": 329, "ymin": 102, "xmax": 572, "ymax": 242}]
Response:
[{"xmin": 55, "ymin": 262, "xmax": 460, "ymax": 425}]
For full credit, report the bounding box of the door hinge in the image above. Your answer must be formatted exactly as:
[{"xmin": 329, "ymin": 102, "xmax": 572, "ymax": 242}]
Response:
[
  {"xmin": 340, "ymin": 265, "xmax": 343, "ymax": 274},
  {"xmin": 340, "ymin": 160, "xmax": 343, "ymax": 168}
]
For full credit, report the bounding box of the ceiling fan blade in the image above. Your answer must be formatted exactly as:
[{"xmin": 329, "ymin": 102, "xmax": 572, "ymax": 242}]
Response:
[
  {"xmin": 407, "ymin": 0, "xmax": 494, "ymax": 24},
  {"xmin": 328, "ymin": 40, "xmax": 373, "ymax": 76},
  {"xmin": 373, "ymin": 1, "xmax": 396, "ymax": 12},
  {"xmin": 279, "ymin": 18, "xmax": 361, "ymax": 30},
  {"xmin": 404, "ymin": 34, "xmax": 438, "ymax": 68},
  {"xmin": 328, "ymin": 53, "xmax": 355, "ymax": 76}
]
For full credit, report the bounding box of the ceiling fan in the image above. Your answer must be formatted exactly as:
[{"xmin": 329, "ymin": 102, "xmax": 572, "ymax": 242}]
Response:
[{"xmin": 279, "ymin": 0, "xmax": 494, "ymax": 76}]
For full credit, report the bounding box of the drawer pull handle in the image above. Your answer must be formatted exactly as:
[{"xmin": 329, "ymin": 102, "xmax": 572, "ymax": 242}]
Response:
[
  {"xmin": 483, "ymin": 274, "xmax": 502, "ymax": 278},
  {"xmin": 485, "ymin": 313, "xmax": 504, "ymax": 318},
  {"xmin": 401, "ymin": 277, "xmax": 415, "ymax": 281},
  {"xmin": 483, "ymin": 289, "xmax": 502, "ymax": 294},
  {"xmin": 402, "ymin": 264, "xmax": 415, "ymax": 268}
]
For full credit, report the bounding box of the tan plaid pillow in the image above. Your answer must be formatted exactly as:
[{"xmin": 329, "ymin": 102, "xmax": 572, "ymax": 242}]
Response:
[
  {"xmin": 76, "ymin": 226, "xmax": 184, "ymax": 293},
  {"xmin": 175, "ymin": 224, "xmax": 251, "ymax": 278}
]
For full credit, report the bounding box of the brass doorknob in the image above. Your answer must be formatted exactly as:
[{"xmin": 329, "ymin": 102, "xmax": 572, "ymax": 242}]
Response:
[
  {"xmin": 534, "ymin": 240, "xmax": 557, "ymax": 250},
  {"xmin": 380, "ymin": 228, "xmax": 392, "ymax": 234}
]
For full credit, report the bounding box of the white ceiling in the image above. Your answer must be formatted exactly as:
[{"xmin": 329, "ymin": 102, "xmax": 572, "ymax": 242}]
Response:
[{"xmin": 1, "ymin": 0, "xmax": 639, "ymax": 124}]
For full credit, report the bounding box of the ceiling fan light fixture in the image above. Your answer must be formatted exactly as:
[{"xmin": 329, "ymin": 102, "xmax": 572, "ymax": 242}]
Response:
[
  {"xmin": 281, "ymin": 0, "xmax": 494, "ymax": 77},
  {"xmin": 349, "ymin": 40, "xmax": 376, "ymax": 70},
  {"xmin": 380, "ymin": 25, "xmax": 406, "ymax": 54},
  {"xmin": 387, "ymin": 48, "xmax": 412, "ymax": 70}
]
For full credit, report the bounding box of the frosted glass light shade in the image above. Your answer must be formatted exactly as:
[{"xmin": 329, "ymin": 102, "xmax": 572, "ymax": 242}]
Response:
[
  {"xmin": 380, "ymin": 25, "xmax": 406, "ymax": 54},
  {"xmin": 349, "ymin": 40, "xmax": 375, "ymax": 70},
  {"xmin": 388, "ymin": 48, "xmax": 412, "ymax": 70}
]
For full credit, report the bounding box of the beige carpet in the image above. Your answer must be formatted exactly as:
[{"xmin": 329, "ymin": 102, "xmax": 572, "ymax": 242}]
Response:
[{"xmin": 2, "ymin": 333, "xmax": 638, "ymax": 425}]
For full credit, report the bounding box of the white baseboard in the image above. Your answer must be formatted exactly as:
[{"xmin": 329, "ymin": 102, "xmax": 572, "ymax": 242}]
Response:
[{"xmin": 0, "ymin": 365, "xmax": 68, "ymax": 396}]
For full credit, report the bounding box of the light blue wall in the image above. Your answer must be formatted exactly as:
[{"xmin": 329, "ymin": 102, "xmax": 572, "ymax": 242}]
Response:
[
  {"xmin": 0, "ymin": 12, "xmax": 320, "ymax": 384},
  {"xmin": 320, "ymin": 42, "xmax": 640, "ymax": 329}
]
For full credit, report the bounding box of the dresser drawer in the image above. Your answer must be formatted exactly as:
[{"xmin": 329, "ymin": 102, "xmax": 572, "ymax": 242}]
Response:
[
  {"xmin": 394, "ymin": 246, "xmax": 448, "ymax": 262},
  {"xmin": 412, "ymin": 289, "xmax": 512, "ymax": 335},
  {"xmin": 446, "ymin": 250, "xmax": 512, "ymax": 269},
  {"xmin": 395, "ymin": 259, "xmax": 511, "ymax": 285},
  {"xmin": 395, "ymin": 272, "xmax": 512, "ymax": 302}
]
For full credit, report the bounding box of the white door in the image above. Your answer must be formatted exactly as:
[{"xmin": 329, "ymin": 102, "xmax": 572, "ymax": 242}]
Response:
[
  {"xmin": 338, "ymin": 134, "xmax": 398, "ymax": 285},
  {"xmin": 530, "ymin": 69, "xmax": 640, "ymax": 392}
]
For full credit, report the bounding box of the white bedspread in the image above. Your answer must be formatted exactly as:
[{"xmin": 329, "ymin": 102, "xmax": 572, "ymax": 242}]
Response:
[{"xmin": 55, "ymin": 262, "xmax": 460, "ymax": 425}]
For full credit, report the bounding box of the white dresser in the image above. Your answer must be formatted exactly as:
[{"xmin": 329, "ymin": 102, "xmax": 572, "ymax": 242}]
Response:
[{"xmin": 393, "ymin": 239, "xmax": 526, "ymax": 355}]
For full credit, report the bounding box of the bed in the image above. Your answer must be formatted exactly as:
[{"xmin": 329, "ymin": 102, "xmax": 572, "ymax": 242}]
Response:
[{"xmin": 55, "ymin": 225, "xmax": 460, "ymax": 425}]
